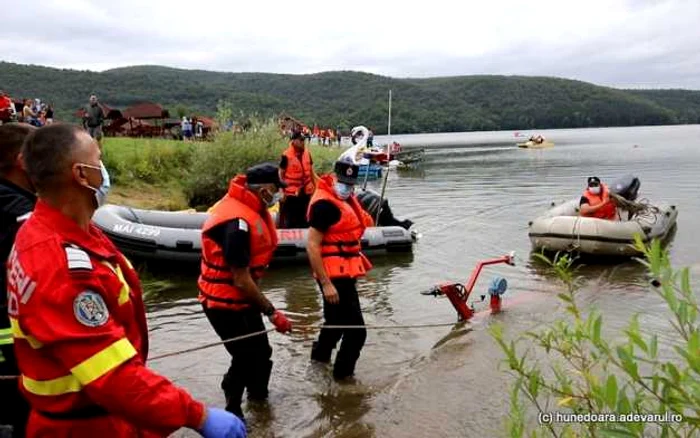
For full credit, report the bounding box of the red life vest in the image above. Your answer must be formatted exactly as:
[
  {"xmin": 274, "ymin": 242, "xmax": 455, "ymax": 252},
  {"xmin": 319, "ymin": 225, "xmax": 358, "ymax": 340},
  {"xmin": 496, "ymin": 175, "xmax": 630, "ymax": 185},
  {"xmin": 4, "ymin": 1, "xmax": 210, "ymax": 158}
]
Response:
[
  {"xmin": 581, "ymin": 183, "xmax": 617, "ymax": 220},
  {"xmin": 198, "ymin": 175, "xmax": 278, "ymax": 310},
  {"xmin": 282, "ymin": 144, "xmax": 314, "ymax": 196},
  {"xmin": 307, "ymin": 175, "xmax": 374, "ymax": 279}
]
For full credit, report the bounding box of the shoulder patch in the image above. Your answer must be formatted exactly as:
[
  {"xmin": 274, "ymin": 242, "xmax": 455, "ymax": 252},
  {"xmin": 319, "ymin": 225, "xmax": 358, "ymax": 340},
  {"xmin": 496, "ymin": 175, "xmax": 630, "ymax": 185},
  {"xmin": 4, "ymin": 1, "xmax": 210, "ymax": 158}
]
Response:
[
  {"xmin": 73, "ymin": 291, "xmax": 109, "ymax": 327},
  {"xmin": 65, "ymin": 246, "xmax": 93, "ymax": 271},
  {"xmin": 16, "ymin": 212, "xmax": 32, "ymax": 223},
  {"xmin": 238, "ymin": 219, "xmax": 249, "ymax": 232}
]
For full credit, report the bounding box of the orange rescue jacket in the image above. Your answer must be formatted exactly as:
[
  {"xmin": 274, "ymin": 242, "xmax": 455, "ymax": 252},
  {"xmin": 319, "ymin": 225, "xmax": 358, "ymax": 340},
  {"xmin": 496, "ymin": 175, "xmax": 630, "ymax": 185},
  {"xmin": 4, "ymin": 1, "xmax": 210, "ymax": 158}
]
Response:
[
  {"xmin": 581, "ymin": 183, "xmax": 617, "ymax": 220},
  {"xmin": 198, "ymin": 175, "xmax": 278, "ymax": 311},
  {"xmin": 281, "ymin": 144, "xmax": 315, "ymax": 196},
  {"xmin": 307, "ymin": 175, "xmax": 373, "ymax": 279}
]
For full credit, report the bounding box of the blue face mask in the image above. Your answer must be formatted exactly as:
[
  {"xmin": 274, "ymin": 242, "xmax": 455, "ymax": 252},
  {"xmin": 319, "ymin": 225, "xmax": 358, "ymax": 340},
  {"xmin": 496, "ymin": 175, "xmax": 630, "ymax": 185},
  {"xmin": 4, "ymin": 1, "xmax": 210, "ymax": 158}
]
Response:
[
  {"xmin": 334, "ymin": 182, "xmax": 354, "ymax": 200},
  {"xmin": 267, "ymin": 191, "xmax": 283, "ymax": 207},
  {"xmin": 80, "ymin": 161, "xmax": 111, "ymax": 208}
]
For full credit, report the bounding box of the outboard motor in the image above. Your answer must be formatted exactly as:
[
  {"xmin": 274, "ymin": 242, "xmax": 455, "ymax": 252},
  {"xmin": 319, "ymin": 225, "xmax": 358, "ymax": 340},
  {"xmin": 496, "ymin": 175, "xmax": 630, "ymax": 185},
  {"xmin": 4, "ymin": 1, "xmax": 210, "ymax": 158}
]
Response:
[
  {"xmin": 357, "ymin": 189, "xmax": 413, "ymax": 230},
  {"xmin": 609, "ymin": 174, "xmax": 640, "ymax": 201}
]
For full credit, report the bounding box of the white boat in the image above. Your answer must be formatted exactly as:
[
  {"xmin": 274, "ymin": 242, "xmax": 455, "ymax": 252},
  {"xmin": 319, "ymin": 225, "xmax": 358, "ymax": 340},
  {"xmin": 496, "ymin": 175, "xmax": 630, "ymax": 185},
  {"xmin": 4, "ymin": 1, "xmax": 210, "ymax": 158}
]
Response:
[{"xmin": 528, "ymin": 175, "xmax": 678, "ymax": 257}]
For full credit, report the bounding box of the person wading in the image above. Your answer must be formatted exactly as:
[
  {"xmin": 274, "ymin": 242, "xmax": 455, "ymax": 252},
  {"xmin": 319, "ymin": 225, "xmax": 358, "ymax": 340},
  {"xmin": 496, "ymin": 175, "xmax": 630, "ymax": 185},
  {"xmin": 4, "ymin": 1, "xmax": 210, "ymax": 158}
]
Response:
[
  {"xmin": 306, "ymin": 158, "xmax": 374, "ymax": 379},
  {"xmin": 278, "ymin": 131, "xmax": 318, "ymax": 228},
  {"xmin": 198, "ymin": 163, "xmax": 293, "ymax": 420},
  {"xmin": 0, "ymin": 123, "xmax": 36, "ymax": 438},
  {"xmin": 9, "ymin": 123, "xmax": 245, "ymax": 438}
]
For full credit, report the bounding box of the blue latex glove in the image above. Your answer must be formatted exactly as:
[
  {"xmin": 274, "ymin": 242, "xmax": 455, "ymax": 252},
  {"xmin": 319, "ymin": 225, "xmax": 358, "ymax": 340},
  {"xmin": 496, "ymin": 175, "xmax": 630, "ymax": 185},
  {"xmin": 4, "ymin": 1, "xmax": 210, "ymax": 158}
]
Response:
[{"xmin": 199, "ymin": 407, "xmax": 247, "ymax": 438}]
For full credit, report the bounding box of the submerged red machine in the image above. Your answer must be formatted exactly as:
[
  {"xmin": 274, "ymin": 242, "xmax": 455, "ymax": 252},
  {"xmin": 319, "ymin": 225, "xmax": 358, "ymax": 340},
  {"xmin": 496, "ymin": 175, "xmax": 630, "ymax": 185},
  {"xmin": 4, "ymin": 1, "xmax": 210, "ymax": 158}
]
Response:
[{"xmin": 422, "ymin": 252, "xmax": 516, "ymax": 320}]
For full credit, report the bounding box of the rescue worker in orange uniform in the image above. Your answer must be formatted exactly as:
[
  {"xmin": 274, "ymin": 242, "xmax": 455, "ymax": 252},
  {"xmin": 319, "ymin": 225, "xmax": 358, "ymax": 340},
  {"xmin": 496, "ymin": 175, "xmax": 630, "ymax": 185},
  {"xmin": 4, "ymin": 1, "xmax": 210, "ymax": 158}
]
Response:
[
  {"xmin": 278, "ymin": 131, "xmax": 319, "ymax": 229},
  {"xmin": 8, "ymin": 124, "xmax": 245, "ymax": 438},
  {"xmin": 579, "ymin": 176, "xmax": 617, "ymax": 220},
  {"xmin": 199, "ymin": 163, "xmax": 293, "ymax": 420},
  {"xmin": 0, "ymin": 123, "xmax": 36, "ymax": 438},
  {"xmin": 306, "ymin": 158, "xmax": 374, "ymax": 379}
]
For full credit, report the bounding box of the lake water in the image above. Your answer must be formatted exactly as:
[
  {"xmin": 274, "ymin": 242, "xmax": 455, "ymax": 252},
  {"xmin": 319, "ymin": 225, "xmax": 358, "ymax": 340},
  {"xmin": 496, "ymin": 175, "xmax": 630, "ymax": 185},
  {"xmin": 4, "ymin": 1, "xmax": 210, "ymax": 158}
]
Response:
[{"xmin": 146, "ymin": 124, "xmax": 700, "ymax": 437}]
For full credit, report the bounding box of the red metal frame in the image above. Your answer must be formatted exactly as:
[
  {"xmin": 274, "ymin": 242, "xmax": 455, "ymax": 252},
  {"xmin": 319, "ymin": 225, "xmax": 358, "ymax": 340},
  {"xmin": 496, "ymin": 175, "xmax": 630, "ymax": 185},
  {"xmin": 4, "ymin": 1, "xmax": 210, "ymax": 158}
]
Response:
[{"xmin": 424, "ymin": 252, "xmax": 515, "ymax": 321}]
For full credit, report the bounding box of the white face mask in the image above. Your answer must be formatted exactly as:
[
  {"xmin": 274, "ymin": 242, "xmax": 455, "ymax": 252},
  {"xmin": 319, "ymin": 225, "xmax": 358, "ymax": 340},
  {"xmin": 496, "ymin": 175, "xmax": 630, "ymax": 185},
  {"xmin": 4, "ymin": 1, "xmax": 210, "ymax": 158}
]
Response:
[
  {"xmin": 334, "ymin": 182, "xmax": 354, "ymax": 200},
  {"xmin": 588, "ymin": 186, "xmax": 601, "ymax": 195},
  {"xmin": 79, "ymin": 160, "xmax": 110, "ymax": 208}
]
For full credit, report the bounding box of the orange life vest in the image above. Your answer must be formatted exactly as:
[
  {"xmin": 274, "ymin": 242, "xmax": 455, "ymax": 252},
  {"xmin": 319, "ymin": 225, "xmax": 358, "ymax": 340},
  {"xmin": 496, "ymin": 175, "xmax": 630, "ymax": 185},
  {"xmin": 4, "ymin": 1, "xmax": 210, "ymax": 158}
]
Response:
[
  {"xmin": 282, "ymin": 144, "xmax": 315, "ymax": 196},
  {"xmin": 198, "ymin": 175, "xmax": 278, "ymax": 310},
  {"xmin": 581, "ymin": 183, "xmax": 617, "ymax": 220},
  {"xmin": 307, "ymin": 175, "xmax": 374, "ymax": 279}
]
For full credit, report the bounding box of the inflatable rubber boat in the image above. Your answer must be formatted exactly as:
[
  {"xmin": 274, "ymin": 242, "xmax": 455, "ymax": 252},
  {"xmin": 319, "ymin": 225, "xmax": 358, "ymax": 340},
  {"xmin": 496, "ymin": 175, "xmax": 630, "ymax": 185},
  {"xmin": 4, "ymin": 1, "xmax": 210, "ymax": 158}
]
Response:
[
  {"xmin": 93, "ymin": 195, "xmax": 415, "ymax": 265},
  {"xmin": 528, "ymin": 175, "xmax": 678, "ymax": 257}
]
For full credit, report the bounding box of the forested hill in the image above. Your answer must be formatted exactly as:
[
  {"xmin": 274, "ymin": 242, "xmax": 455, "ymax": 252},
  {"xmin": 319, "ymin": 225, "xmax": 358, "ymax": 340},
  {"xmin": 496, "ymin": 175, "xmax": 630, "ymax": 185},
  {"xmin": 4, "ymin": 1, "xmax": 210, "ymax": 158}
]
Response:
[{"xmin": 2, "ymin": 61, "xmax": 700, "ymax": 134}]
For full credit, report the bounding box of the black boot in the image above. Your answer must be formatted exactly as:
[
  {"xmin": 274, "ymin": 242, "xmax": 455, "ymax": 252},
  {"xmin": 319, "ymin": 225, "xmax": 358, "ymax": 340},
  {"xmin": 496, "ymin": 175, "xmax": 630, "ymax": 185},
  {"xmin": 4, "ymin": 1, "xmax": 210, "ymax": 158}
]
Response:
[
  {"xmin": 310, "ymin": 341, "xmax": 332, "ymax": 363},
  {"xmin": 247, "ymin": 360, "xmax": 272, "ymax": 401},
  {"xmin": 221, "ymin": 372, "xmax": 245, "ymax": 419}
]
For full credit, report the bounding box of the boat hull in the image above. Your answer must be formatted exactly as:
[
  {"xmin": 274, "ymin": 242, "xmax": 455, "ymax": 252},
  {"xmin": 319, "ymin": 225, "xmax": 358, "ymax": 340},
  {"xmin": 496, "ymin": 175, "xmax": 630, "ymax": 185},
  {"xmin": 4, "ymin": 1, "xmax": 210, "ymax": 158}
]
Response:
[
  {"xmin": 93, "ymin": 204, "xmax": 414, "ymax": 265},
  {"xmin": 528, "ymin": 199, "xmax": 678, "ymax": 257}
]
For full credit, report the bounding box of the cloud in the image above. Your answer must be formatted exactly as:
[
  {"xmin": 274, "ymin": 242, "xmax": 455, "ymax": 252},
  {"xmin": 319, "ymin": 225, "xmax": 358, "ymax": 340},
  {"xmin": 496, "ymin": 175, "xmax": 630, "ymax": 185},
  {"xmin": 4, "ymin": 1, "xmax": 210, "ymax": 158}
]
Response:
[{"xmin": 2, "ymin": 0, "xmax": 699, "ymax": 88}]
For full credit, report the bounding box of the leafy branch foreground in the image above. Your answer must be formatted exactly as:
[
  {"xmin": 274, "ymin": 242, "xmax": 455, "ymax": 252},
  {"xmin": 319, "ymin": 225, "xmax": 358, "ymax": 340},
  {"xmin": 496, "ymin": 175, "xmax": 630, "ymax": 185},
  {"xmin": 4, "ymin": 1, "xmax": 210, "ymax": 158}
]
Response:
[{"xmin": 491, "ymin": 236, "xmax": 700, "ymax": 437}]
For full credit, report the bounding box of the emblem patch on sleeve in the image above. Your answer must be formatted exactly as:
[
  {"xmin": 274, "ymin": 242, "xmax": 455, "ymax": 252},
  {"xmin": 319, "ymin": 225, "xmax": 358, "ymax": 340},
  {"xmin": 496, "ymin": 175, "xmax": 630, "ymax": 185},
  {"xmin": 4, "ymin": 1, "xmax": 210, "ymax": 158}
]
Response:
[{"xmin": 73, "ymin": 291, "xmax": 109, "ymax": 327}]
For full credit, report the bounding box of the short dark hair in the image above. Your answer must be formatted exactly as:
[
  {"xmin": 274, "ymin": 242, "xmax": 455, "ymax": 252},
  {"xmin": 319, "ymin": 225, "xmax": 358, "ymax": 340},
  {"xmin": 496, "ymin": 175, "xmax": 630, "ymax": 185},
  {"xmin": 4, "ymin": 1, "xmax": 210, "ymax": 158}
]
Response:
[
  {"xmin": 21, "ymin": 123, "xmax": 84, "ymax": 193},
  {"xmin": 0, "ymin": 123, "xmax": 36, "ymax": 176}
]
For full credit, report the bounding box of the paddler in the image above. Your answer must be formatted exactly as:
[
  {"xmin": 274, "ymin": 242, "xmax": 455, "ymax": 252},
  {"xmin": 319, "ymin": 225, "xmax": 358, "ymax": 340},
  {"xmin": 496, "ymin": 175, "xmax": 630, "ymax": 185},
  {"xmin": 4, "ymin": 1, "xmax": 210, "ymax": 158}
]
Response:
[
  {"xmin": 10, "ymin": 123, "xmax": 245, "ymax": 437},
  {"xmin": 579, "ymin": 176, "xmax": 617, "ymax": 220},
  {"xmin": 198, "ymin": 162, "xmax": 292, "ymax": 420},
  {"xmin": 306, "ymin": 158, "xmax": 373, "ymax": 379},
  {"xmin": 278, "ymin": 131, "xmax": 319, "ymax": 228}
]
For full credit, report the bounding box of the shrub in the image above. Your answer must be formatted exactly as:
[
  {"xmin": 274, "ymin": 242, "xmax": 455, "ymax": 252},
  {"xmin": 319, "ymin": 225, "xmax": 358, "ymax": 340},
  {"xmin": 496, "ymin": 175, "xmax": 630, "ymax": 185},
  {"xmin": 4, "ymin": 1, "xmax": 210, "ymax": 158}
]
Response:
[
  {"xmin": 102, "ymin": 137, "xmax": 194, "ymax": 185},
  {"xmin": 183, "ymin": 118, "xmax": 338, "ymax": 209},
  {"xmin": 491, "ymin": 237, "xmax": 700, "ymax": 437}
]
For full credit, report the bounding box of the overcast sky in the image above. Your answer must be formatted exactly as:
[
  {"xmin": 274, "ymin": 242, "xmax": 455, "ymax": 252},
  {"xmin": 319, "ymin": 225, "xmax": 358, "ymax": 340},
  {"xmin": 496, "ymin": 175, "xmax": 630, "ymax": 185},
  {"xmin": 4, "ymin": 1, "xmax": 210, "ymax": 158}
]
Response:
[{"xmin": 2, "ymin": 0, "xmax": 699, "ymax": 88}]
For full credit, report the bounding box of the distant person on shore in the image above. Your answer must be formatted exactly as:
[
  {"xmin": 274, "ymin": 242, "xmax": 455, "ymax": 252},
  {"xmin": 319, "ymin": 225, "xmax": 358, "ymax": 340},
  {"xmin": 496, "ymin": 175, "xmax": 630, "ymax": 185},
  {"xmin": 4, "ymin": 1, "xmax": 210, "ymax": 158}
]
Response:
[
  {"xmin": 44, "ymin": 104, "xmax": 54, "ymax": 124},
  {"xmin": 182, "ymin": 116, "xmax": 193, "ymax": 141},
  {"xmin": 579, "ymin": 176, "xmax": 617, "ymax": 220},
  {"xmin": 83, "ymin": 94, "xmax": 104, "ymax": 147},
  {"xmin": 0, "ymin": 90, "xmax": 16, "ymax": 124},
  {"xmin": 22, "ymin": 100, "xmax": 41, "ymax": 127},
  {"xmin": 367, "ymin": 128, "xmax": 374, "ymax": 147}
]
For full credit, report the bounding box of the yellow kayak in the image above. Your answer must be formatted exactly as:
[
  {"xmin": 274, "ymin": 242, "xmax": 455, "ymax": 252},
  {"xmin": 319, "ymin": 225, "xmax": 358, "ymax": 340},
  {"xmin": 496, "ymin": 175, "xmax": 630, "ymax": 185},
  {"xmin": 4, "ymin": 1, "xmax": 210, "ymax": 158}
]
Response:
[{"xmin": 517, "ymin": 140, "xmax": 554, "ymax": 149}]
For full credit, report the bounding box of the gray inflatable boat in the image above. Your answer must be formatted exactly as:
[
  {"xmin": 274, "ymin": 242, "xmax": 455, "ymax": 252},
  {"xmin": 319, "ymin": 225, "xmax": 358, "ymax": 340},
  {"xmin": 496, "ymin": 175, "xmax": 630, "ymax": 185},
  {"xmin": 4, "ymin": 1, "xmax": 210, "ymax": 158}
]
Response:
[
  {"xmin": 92, "ymin": 204, "xmax": 415, "ymax": 265},
  {"xmin": 528, "ymin": 175, "xmax": 678, "ymax": 257}
]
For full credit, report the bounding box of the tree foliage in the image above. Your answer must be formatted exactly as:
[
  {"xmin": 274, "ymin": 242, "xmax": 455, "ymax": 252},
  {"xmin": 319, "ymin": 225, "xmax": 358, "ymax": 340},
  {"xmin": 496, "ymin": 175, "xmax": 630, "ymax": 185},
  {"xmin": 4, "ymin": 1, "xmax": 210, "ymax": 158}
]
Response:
[
  {"xmin": 491, "ymin": 238, "xmax": 700, "ymax": 437},
  {"xmin": 3, "ymin": 61, "xmax": 700, "ymax": 134}
]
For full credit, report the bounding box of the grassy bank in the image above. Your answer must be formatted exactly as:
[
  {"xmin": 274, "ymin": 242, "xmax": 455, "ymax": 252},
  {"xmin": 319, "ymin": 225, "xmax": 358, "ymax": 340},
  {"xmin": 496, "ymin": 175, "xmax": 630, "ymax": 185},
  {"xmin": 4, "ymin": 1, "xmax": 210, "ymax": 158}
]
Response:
[{"xmin": 102, "ymin": 120, "xmax": 340, "ymax": 210}]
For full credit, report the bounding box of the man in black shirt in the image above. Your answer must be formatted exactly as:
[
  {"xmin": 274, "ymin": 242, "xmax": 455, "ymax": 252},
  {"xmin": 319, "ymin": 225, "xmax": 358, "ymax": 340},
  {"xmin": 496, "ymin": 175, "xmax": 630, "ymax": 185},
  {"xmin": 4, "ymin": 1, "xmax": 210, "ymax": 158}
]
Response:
[
  {"xmin": 198, "ymin": 164, "xmax": 292, "ymax": 420},
  {"xmin": 306, "ymin": 159, "xmax": 374, "ymax": 379},
  {"xmin": 0, "ymin": 123, "xmax": 36, "ymax": 438}
]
